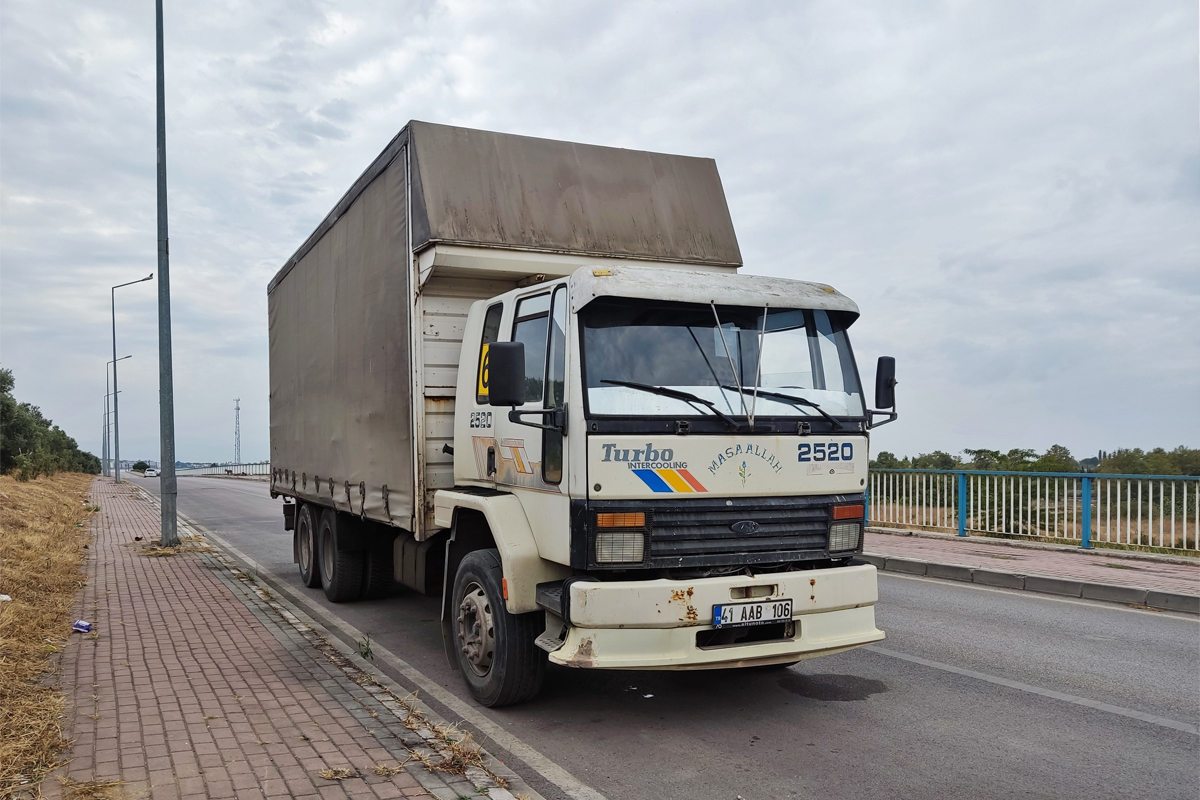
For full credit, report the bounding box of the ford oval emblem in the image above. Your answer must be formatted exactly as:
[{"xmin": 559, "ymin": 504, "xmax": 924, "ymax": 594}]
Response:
[{"xmin": 731, "ymin": 520, "xmax": 760, "ymax": 535}]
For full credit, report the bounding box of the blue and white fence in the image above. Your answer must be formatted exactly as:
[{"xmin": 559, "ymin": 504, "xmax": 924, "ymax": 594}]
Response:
[
  {"xmin": 175, "ymin": 462, "xmax": 271, "ymax": 477},
  {"xmin": 868, "ymin": 469, "xmax": 1200, "ymax": 553}
]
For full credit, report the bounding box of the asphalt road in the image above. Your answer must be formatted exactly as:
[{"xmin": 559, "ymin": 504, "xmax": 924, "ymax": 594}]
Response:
[{"xmin": 128, "ymin": 475, "xmax": 1200, "ymax": 800}]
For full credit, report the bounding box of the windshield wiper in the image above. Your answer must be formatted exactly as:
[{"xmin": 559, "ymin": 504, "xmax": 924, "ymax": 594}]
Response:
[
  {"xmin": 600, "ymin": 379, "xmax": 740, "ymax": 430},
  {"xmin": 720, "ymin": 385, "xmax": 845, "ymax": 430}
]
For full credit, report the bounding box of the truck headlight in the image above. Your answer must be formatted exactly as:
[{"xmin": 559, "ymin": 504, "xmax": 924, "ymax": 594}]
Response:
[
  {"xmin": 829, "ymin": 522, "xmax": 861, "ymax": 552},
  {"xmin": 595, "ymin": 531, "xmax": 645, "ymax": 564}
]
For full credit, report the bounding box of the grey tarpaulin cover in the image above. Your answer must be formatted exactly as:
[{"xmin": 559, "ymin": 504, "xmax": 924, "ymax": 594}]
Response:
[
  {"xmin": 406, "ymin": 121, "xmax": 741, "ymax": 266},
  {"xmin": 268, "ymin": 121, "xmax": 742, "ymax": 530},
  {"xmin": 269, "ymin": 155, "xmax": 413, "ymax": 524}
]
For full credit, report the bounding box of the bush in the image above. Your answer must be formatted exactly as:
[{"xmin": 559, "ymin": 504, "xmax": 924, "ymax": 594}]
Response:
[
  {"xmin": 1098, "ymin": 447, "xmax": 1200, "ymax": 476},
  {"xmin": 873, "ymin": 445, "xmax": 1199, "ymax": 476},
  {"xmin": 132, "ymin": 461, "xmax": 149, "ymax": 473},
  {"xmin": 0, "ymin": 368, "xmax": 100, "ymax": 479}
]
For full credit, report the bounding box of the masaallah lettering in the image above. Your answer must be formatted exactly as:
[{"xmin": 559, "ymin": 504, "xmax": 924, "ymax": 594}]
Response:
[
  {"xmin": 709, "ymin": 442, "xmax": 784, "ymax": 475},
  {"xmin": 600, "ymin": 442, "xmax": 686, "ymax": 470}
]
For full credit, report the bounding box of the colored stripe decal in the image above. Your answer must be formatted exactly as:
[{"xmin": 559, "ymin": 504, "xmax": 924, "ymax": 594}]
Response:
[
  {"xmin": 632, "ymin": 469, "xmax": 673, "ymax": 493},
  {"xmin": 655, "ymin": 469, "xmax": 693, "ymax": 493},
  {"xmin": 677, "ymin": 469, "xmax": 708, "ymax": 492}
]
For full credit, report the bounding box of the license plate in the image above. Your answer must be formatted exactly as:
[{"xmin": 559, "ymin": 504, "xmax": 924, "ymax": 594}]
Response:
[{"xmin": 711, "ymin": 598, "xmax": 793, "ymax": 628}]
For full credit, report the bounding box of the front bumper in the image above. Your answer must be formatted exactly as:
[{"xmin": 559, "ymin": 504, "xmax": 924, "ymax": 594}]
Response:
[{"xmin": 546, "ymin": 563, "xmax": 884, "ymax": 669}]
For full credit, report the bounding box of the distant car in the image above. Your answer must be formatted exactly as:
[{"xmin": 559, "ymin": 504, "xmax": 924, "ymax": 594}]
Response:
[{"xmin": 144, "ymin": 468, "xmax": 159, "ymax": 477}]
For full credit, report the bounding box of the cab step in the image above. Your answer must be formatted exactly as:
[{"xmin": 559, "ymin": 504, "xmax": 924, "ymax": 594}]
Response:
[{"xmin": 534, "ymin": 630, "xmax": 565, "ymax": 653}]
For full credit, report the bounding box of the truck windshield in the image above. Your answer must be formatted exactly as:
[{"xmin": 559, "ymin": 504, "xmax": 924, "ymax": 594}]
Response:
[{"xmin": 580, "ymin": 298, "xmax": 865, "ymax": 420}]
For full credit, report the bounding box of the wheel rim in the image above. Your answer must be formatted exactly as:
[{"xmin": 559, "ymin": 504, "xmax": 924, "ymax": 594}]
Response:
[
  {"xmin": 456, "ymin": 581, "xmax": 495, "ymax": 677},
  {"xmin": 321, "ymin": 522, "xmax": 335, "ymax": 584},
  {"xmin": 298, "ymin": 516, "xmax": 313, "ymax": 574}
]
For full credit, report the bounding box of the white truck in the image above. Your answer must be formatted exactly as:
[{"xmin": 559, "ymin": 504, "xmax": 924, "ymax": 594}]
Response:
[{"xmin": 268, "ymin": 121, "xmax": 897, "ymax": 706}]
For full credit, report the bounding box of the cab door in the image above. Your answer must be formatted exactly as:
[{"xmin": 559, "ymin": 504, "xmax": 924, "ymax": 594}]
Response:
[{"xmin": 491, "ymin": 282, "xmax": 571, "ymax": 565}]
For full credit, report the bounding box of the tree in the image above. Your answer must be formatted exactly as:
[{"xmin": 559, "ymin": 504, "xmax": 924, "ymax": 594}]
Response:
[
  {"xmin": 1098, "ymin": 447, "xmax": 1200, "ymax": 476},
  {"xmin": 1033, "ymin": 445, "xmax": 1078, "ymax": 473},
  {"xmin": 870, "ymin": 451, "xmax": 906, "ymax": 470},
  {"xmin": 962, "ymin": 448, "xmax": 1002, "ymax": 470},
  {"xmin": 0, "ymin": 367, "xmax": 101, "ymax": 479},
  {"xmin": 911, "ymin": 450, "xmax": 959, "ymax": 470},
  {"xmin": 133, "ymin": 461, "xmax": 149, "ymax": 472}
]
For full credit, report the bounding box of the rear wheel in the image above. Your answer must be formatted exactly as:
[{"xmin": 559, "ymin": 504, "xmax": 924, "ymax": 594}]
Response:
[
  {"xmin": 319, "ymin": 509, "xmax": 364, "ymax": 603},
  {"xmin": 360, "ymin": 541, "xmax": 395, "ymax": 600},
  {"xmin": 296, "ymin": 504, "xmax": 321, "ymax": 588},
  {"xmin": 451, "ymin": 549, "xmax": 544, "ymax": 707}
]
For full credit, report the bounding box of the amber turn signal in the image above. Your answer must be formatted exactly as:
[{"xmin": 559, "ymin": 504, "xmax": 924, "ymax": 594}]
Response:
[
  {"xmin": 596, "ymin": 512, "xmax": 646, "ymax": 528},
  {"xmin": 832, "ymin": 504, "xmax": 864, "ymax": 520}
]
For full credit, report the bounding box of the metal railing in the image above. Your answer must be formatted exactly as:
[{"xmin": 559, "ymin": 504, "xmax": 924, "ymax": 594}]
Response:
[
  {"xmin": 175, "ymin": 462, "xmax": 270, "ymax": 477},
  {"xmin": 868, "ymin": 469, "xmax": 1200, "ymax": 553}
]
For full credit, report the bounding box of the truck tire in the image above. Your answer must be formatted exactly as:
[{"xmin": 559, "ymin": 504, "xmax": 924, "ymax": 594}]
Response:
[
  {"xmin": 451, "ymin": 549, "xmax": 545, "ymax": 707},
  {"xmin": 360, "ymin": 543, "xmax": 394, "ymax": 601},
  {"xmin": 296, "ymin": 503, "xmax": 321, "ymax": 588},
  {"xmin": 319, "ymin": 509, "xmax": 364, "ymax": 603}
]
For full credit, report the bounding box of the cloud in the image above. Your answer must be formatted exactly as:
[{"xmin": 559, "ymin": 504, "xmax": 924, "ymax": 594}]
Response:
[{"xmin": 2, "ymin": 0, "xmax": 1196, "ymax": 464}]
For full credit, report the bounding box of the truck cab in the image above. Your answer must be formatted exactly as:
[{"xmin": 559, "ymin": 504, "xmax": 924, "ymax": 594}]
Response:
[{"xmin": 435, "ymin": 263, "xmax": 890, "ymax": 705}]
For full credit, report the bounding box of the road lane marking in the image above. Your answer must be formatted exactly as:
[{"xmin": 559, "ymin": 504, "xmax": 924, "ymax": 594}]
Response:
[
  {"xmin": 879, "ymin": 570, "xmax": 1200, "ymax": 621},
  {"xmin": 866, "ymin": 645, "xmax": 1199, "ymax": 736},
  {"xmin": 168, "ymin": 504, "xmax": 607, "ymax": 800}
]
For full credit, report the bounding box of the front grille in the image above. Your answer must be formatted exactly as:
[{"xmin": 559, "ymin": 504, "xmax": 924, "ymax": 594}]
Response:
[
  {"xmin": 650, "ymin": 499, "xmax": 826, "ymax": 567},
  {"xmin": 585, "ymin": 494, "xmax": 863, "ymax": 570}
]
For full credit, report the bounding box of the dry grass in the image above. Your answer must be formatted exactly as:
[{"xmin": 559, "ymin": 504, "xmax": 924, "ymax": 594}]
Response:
[
  {"xmin": 58, "ymin": 777, "xmax": 127, "ymax": 799},
  {"xmin": 414, "ymin": 730, "xmax": 486, "ymax": 776},
  {"xmin": 133, "ymin": 533, "xmax": 215, "ymax": 558},
  {"xmin": 317, "ymin": 767, "xmax": 358, "ymax": 781},
  {"xmin": 371, "ymin": 761, "xmax": 410, "ymax": 776},
  {"xmin": 0, "ymin": 473, "xmax": 96, "ymax": 796}
]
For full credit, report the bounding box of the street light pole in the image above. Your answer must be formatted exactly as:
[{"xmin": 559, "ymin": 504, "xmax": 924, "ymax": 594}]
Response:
[
  {"xmin": 105, "ymin": 355, "xmax": 132, "ymax": 478},
  {"xmin": 111, "ymin": 278, "xmax": 152, "ymax": 483},
  {"xmin": 156, "ymin": 0, "xmax": 179, "ymax": 546},
  {"xmin": 102, "ymin": 391, "xmax": 109, "ymax": 477}
]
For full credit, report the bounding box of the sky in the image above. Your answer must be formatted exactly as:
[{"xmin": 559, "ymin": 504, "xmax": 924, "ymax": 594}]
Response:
[{"xmin": 1, "ymin": 0, "xmax": 1197, "ymax": 465}]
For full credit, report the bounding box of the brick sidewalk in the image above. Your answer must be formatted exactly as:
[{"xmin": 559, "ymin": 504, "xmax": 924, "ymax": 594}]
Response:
[
  {"xmin": 865, "ymin": 530, "xmax": 1200, "ymax": 596},
  {"xmin": 44, "ymin": 478, "xmax": 438, "ymax": 800}
]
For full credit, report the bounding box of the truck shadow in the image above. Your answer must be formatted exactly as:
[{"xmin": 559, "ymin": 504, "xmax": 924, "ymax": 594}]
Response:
[
  {"xmin": 775, "ymin": 672, "xmax": 888, "ymax": 701},
  {"xmin": 533, "ymin": 658, "xmax": 888, "ymax": 714}
]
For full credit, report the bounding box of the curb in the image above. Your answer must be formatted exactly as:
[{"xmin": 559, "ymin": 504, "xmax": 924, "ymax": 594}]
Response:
[
  {"xmin": 866, "ymin": 526, "xmax": 1200, "ymax": 567},
  {"xmin": 859, "ymin": 553, "xmax": 1200, "ymax": 614}
]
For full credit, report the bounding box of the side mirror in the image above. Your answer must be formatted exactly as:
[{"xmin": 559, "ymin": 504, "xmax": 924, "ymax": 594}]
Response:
[
  {"xmin": 486, "ymin": 342, "xmax": 526, "ymax": 406},
  {"xmin": 874, "ymin": 356, "xmax": 897, "ymax": 410}
]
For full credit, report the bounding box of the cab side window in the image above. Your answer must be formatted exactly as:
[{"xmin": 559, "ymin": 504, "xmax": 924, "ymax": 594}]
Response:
[
  {"xmin": 512, "ymin": 293, "xmax": 551, "ymax": 403},
  {"xmin": 542, "ymin": 286, "xmax": 568, "ymax": 484},
  {"xmin": 475, "ymin": 303, "xmax": 504, "ymax": 404}
]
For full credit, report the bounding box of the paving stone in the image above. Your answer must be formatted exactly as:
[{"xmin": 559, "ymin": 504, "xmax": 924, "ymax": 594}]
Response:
[{"xmin": 45, "ymin": 478, "xmax": 438, "ymax": 799}]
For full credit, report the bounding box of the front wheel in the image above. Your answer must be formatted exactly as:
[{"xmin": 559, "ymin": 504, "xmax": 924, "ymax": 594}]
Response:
[
  {"xmin": 296, "ymin": 504, "xmax": 321, "ymax": 588},
  {"xmin": 451, "ymin": 549, "xmax": 545, "ymax": 707}
]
